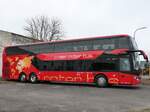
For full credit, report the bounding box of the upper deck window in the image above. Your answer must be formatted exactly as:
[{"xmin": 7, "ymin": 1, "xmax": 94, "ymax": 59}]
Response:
[
  {"xmin": 117, "ymin": 37, "xmax": 130, "ymax": 49},
  {"xmin": 73, "ymin": 40, "xmax": 93, "ymax": 51},
  {"xmin": 93, "ymin": 38, "xmax": 115, "ymax": 50},
  {"xmin": 93, "ymin": 36, "xmax": 130, "ymax": 51},
  {"xmin": 5, "ymin": 35, "xmax": 132, "ymax": 55}
]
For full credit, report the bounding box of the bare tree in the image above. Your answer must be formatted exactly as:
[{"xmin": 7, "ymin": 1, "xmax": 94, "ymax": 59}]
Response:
[{"xmin": 24, "ymin": 16, "xmax": 64, "ymax": 41}]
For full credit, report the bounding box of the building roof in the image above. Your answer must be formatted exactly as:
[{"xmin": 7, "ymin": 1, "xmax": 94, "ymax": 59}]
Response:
[{"xmin": 0, "ymin": 30, "xmax": 41, "ymax": 42}]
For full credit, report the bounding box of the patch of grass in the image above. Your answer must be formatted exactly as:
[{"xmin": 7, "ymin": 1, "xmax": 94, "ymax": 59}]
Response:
[
  {"xmin": 0, "ymin": 77, "xmax": 2, "ymax": 81},
  {"xmin": 129, "ymin": 108, "xmax": 150, "ymax": 112}
]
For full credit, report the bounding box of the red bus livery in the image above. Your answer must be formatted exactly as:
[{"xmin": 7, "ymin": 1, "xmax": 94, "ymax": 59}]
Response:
[{"xmin": 2, "ymin": 34, "xmax": 148, "ymax": 87}]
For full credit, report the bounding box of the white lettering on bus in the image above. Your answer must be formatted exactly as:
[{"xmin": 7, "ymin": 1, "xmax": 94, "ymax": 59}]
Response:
[
  {"xmin": 43, "ymin": 72, "xmax": 94, "ymax": 82},
  {"xmin": 44, "ymin": 74, "xmax": 83, "ymax": 82}
]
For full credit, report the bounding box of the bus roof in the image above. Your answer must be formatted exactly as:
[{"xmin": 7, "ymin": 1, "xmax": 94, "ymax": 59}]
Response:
[{"xmin": 5, "ymin": 34, "xmax": 130, "ymax": 48}]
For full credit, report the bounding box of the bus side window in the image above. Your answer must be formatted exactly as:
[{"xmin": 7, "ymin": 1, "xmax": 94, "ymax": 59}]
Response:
[
  {"xmin": 73, "ymin": 41, "xmax": 93, "ymax": 52},
  {"xmin": 66, "ymin": 61, "xmax": 74, "ymax": 71},
  {"xmin": 83, "ymin": 41, "xmax": 93, "ymax": 51},
  {"xmin": 31, "ymin": 57, "xmax": 41, "ymax": 69},
  {"xmin": 92, "ymin": 38, "xmax": 115, "ymax": 51},
  {"xmin": 82, "ymin": 60, "xmax": 92, "ymax": 71},
  {"xmin": 64, "ymin": 43, "xmax": 74, "ymax": 52},
  {"xmin": 117, "ymin": 38, "xmax": 129, "ymax": 49},
  {"xmin": 28, "ymin": 43, "xmax": 55, "ymax": 54},
  {"xmin": 47, "ymin": 44, "xmax": 54, "ymax": 53},
  {"xmin": 48, "ymin": 61, "xmax": 54, "ymax": 70},
  {"xmin": 73, "ymin": 61, "xmax": 82, "ymax": 71},
  {"xmin": 53, "ymin": 61, "xmax": 60, "ymax": 70},
  {"xmin": 119, "ymin": 58, "xmax": 131, "ymax": 71},
  {"xmin": 40, "ymin": 61, "xmax": 45, "ymax": 70},
  {"xmin": 43, "ymin": 61, "xmax": 53, "ymax": 70},
  {"xmin": 52, "ymin": 61, "xmax": 66, "ymax": 71},
  {"xmin": 54, "ymin": 43, "xmax": 72, "ymax": 52},
  {"xmin": 93, "ymin": 45, "xmax": 101, "ymax": 50},
  {"xmin": 43, "ymin": 63, "xmax": 48, "ymax": 70},
  {"xmin": 55, "ymin": 43, "xmax": 66, "ymax": 52},
  {"xmin": 73, "ymin": 43, "xmax": 83, "ymax": 51}
]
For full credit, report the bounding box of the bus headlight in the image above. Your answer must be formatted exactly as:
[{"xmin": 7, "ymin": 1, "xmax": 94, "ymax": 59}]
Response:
[{"xmin": 134, "ymin": 76, "xmax": 139, "ymax": 80}]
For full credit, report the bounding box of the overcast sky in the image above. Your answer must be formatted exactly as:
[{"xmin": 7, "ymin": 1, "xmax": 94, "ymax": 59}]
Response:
[{"xmin": 0, "ymin": 0, "xmax": 150, "ymax": 52}]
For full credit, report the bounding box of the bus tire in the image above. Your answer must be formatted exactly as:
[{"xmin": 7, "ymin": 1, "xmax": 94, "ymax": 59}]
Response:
[
  {"xmin": 19, "ymin": 73, "xmax": 27, "ymax": 82},
  {"xmin": 95, "ymin": 75, "xmax": 108, "ymax": 87},
  {"xmin": 29, "ymin": 73, "xmax": 38, "ymax": 83}
]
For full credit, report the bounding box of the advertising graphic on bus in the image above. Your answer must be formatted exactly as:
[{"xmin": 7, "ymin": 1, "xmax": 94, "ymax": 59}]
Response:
[{"xmin": 2, "ymin": 34, "xmax": 148, "ymax": 87}]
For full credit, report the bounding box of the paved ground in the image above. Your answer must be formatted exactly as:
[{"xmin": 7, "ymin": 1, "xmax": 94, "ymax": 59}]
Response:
[{"xmin": 0, "ymin": 81, "xmax": 150, "ymax": 112}]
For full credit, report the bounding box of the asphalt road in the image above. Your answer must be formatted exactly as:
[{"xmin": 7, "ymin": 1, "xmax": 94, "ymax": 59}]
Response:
[{"xmin": 0, "ymin": 81, "xmax": 150, "ymax": 112}]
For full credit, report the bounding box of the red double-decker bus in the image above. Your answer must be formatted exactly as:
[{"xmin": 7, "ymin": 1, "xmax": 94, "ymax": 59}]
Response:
[{"xmin": 2, "ymin": 34, "xmax": 148, "ymax": 87}]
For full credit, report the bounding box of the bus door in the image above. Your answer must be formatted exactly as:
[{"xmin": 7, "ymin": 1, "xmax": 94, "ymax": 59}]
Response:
[{"xmin": 118, "ymin": 54, "xmax": 133, "ymax": 84}]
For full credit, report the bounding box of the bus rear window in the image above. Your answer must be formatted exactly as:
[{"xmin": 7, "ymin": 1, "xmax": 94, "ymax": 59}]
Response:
[{"xmin": 5, "ymin": 47, "xmax": 30, "ymax": 55}]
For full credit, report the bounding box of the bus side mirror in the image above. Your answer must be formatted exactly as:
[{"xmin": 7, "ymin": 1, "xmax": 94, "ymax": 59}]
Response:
[
  {"xmin": 139, "ymin": 50, "xmax": 149, "ymax": 62},
  {"xmin": 127, "ymin": 50, "xmax": 149, "ymax": 62}
]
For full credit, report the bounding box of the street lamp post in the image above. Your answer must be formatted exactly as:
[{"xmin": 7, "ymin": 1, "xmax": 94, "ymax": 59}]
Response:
[
  {"xmin": 133, "ymin": 27, "xmax": 147, "ymax": 39},
  {"xmin": 133, "ymin": 27, "xmax": 148, "ymax": 76}
]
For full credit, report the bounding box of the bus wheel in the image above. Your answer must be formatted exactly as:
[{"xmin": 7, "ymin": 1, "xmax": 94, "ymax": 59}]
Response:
[
  {"xmin": 95, "ymin": 75, "xmax": 108, "ymax": 87},
  {"xmin": 19, "ymin": 73, "xmax": 27, "ymax": 82},
  {"xmin": 29, "ymin": 73, "xmax": 38, "ymax": 83}
]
